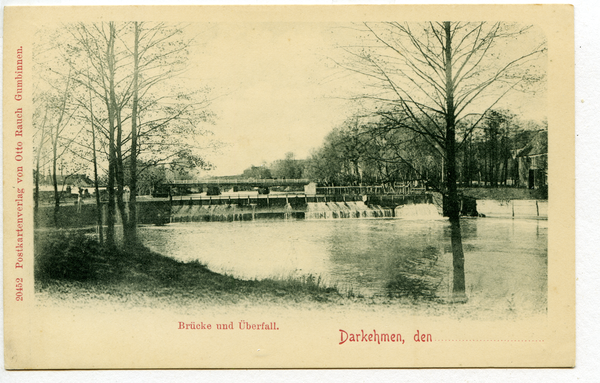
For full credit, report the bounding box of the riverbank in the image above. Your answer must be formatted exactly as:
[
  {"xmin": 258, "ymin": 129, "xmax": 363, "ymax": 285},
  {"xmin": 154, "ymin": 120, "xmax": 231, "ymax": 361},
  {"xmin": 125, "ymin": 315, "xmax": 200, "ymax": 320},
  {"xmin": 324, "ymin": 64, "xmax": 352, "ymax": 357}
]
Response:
[
  {"xmin": 35, "ymin": 222, "xmax": 547, "ymax": 320},
  {"xmin": 34, "ymin": 230, "xmax": 454, "ymax": 308},
  {"xmin": 461, "ymin": 186, "xmax": 547, "ymax": 200},
  {"xmin": 34, "ymin": 231, "xmax": 356, "ymax": 305}
]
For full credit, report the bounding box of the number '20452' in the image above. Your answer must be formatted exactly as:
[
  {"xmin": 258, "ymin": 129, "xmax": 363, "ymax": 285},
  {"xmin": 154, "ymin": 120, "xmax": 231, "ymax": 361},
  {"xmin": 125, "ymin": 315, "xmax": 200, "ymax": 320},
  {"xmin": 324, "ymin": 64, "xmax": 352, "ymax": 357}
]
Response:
[{"xmin": 16, "ymin": 278, "xmax": 23, "ymax": 301}]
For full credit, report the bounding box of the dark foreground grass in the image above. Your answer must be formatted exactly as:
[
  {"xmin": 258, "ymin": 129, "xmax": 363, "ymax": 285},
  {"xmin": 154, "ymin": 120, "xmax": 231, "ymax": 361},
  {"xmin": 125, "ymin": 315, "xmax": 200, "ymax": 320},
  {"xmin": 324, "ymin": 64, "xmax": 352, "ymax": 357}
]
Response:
[{"xmin": 34, "ymin": 231, "xmax": 345, "ymax": 305}]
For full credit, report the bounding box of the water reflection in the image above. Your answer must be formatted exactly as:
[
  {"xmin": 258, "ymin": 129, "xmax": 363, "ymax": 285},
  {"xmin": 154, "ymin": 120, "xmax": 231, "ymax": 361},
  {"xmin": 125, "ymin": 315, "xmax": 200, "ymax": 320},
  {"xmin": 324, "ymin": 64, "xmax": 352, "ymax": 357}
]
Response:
[{"xmin": 138, "ymin": 217, "xmax": 547, "ymax": 308}]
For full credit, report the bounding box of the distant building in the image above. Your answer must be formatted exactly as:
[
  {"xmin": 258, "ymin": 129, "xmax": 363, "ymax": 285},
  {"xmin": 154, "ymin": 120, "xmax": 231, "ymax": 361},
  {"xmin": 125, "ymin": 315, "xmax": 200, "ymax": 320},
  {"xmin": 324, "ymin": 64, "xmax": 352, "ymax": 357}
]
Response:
[
  {"xmin": 514, "ymin": 130, "xmax": 547, "ymax": 189},
  {"xmin": 36, "ymin": 174, "xmax": 95, "ymax": 201},
  {"xmin": 38, "ymin": 173, "xmax": 94, "ymax": 188}
]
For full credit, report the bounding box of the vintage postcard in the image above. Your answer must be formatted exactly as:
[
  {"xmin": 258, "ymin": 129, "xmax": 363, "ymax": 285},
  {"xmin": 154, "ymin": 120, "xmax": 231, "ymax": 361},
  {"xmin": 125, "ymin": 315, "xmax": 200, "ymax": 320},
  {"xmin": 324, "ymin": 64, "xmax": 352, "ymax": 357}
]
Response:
[{"xmin": 3, "ymin": 5, "xmax": 574, "ymax": 369}]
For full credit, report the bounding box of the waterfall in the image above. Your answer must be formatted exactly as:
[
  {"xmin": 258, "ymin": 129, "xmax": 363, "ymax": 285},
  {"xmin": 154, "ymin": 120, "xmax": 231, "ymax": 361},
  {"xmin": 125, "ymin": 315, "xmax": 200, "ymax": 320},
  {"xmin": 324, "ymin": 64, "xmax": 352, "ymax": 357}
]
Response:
[
  {"xmin": 169, "ymin": 200, "xmax": 438, "ymax": 223},
  {"xmin": 305, "ymin": 201, "xmax": 392, "ymax": 220},
  {"xmin": 171, "ymin": 204, "xmax": 250, "ymax": 222},
  {"xmin": 395, "ymin": 203, "xmax": 443, "ymax": 219}
]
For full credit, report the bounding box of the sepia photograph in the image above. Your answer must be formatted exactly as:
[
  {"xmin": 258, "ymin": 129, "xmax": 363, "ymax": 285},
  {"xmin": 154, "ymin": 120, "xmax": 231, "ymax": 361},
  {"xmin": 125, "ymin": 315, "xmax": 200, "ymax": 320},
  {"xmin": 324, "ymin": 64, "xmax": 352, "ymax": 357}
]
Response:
[
  {"xmin": 3, "ymin": 4, "xmax": 574, "ymax": 370},
  {"xmin": 31, "ymin": 19, "xmax": 548, "ymax": 313}
]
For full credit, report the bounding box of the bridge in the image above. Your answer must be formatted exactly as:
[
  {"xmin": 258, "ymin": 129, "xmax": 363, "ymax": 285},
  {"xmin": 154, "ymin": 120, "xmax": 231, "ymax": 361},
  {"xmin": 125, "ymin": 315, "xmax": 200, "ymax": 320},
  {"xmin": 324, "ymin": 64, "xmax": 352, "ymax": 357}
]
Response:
[
  {"xmin": 164, "ymin": 179, "xmax": 429, "ymax": 197},
  {"xmin": 167, "ymin": 178, "xmax": 311, "ymax": 189}
]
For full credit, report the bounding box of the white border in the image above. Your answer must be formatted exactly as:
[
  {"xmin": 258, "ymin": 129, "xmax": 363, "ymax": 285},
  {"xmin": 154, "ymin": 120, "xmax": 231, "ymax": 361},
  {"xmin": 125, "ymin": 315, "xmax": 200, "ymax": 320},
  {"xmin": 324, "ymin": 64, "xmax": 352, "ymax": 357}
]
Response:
[{"xmin": 1, "ymin": 0, "xmax": 597, "ymax": 382}]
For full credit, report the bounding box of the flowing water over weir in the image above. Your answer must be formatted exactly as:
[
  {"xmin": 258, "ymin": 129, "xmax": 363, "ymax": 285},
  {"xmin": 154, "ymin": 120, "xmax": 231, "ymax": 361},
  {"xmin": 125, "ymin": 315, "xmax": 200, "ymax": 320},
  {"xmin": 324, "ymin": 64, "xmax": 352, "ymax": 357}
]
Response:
[
  {"xmin": 171, "ymin": 205, "xmax": 253, "ymax": 222},
  {"xmin": 169, "ymin": 200, "xmax": 442, "ymax": 222},
  {"xmin": 170, "ymin": 200, "xmax": 397, "ymax": 221},
  {"xmin": 305, "ymin": 201, "xmax": 392, "ymax": 219},
  {"xmin": 395, "ymin": 203, "xmax": 443, "ymax": 219}
]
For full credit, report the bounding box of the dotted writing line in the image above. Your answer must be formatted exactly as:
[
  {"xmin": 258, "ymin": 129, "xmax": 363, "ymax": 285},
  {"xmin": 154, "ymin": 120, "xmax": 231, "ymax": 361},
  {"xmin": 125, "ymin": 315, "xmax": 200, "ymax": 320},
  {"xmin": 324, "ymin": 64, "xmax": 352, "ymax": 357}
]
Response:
[{"xmin": 435, "ymin": 340, "xmax": 545, "ymax": 342}]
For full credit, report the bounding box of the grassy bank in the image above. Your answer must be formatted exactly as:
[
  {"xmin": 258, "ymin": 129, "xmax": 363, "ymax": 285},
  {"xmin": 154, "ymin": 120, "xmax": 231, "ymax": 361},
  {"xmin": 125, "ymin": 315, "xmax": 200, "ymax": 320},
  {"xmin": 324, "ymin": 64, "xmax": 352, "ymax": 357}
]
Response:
[
  {"xmin": 34, "ymin": 231, "xmax": 352, "ymax": 305},
  {"xmin": 460, "ymin": 186, "xmax": 547, "ymax": 200},
  {"xmin": 35, "ymin": 230, "xmax": 451, "ymax": 308}
]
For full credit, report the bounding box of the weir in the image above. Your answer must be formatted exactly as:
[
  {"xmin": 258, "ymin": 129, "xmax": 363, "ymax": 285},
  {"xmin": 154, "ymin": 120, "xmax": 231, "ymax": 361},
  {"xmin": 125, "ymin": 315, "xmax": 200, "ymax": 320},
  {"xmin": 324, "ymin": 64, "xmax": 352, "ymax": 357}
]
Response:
[
  {"xmin": 170, "ymin": 200, "xmax": 399, "ymax": 221},
  {"xmin": 305, "ymin": 201, "xmax": 393, "ymax": 220},
  {"xmin": 170, "ymin": 203, "xmax": 306, "ymax": 222},
  {"xmin": 395, "ymin": 203, "xmax": 443, "ymax": 219},
  {"xmin": 167, "ymin": 193, "xmax": 434, "ymax": 222},
  {"xmin": 33, "ymin": 192, "xmax": 447, "ymax": 227}
]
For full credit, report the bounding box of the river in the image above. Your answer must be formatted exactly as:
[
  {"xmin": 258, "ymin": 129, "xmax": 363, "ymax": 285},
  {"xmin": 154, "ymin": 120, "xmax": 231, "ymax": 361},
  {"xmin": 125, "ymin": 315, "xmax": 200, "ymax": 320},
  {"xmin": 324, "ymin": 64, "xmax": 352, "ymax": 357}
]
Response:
[{"xmin": 138, "ymin": 208, "xmax": 547, "ymax": 312}]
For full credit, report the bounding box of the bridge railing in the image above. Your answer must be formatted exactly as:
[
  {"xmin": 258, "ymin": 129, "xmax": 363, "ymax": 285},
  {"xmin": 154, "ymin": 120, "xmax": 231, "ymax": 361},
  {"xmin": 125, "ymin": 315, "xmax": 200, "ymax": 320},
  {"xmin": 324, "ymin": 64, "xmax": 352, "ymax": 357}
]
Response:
[
  {"xmin": 169, "ymin": 193, "xmax": 366, "ymax": 207},
  {"xmin": 316, "ymin": 184, "xmax": 427, "ymax": 195},
  {"xmin": 167, "ymin": 178, "xmax": 311, "ymax": 187}
]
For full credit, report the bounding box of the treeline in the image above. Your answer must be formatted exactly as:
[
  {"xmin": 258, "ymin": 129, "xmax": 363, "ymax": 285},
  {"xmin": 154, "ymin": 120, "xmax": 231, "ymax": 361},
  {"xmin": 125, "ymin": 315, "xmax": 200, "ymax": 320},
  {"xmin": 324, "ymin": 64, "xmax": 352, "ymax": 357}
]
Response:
[
  {"xmin": 240, "ymin": 108, "xmax": 546, "ymax": 192},
  {"xmin": 33, "ymin": 22, "xmax": 215, "ymax": 247},
  {"xmin": 241, "ymin": 152, "xmax": 305, "ymax": 180},
  {"xmin": 302, "ymin": 109, "xmax": 546, "ymax": 190}
]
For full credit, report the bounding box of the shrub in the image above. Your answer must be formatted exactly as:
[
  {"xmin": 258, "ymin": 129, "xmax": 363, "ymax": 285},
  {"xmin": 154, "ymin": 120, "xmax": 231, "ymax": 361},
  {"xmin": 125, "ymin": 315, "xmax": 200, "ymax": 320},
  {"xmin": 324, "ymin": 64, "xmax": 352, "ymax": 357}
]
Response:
[{"xmin": 35, "ymin": 231, "xmax": 112, "ymax": 282}]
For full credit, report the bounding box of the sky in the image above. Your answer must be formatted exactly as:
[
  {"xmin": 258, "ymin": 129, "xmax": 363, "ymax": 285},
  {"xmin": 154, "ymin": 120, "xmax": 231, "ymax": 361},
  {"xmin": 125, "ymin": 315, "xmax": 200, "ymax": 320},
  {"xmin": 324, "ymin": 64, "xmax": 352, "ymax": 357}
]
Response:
[
  {"xmin": 170, "ymin": 22, "xmax": 547, "ymax": 177},
  {"xmin": 186, "ymin": 22, "xmax": 357, "ymax": 176},
  {"xmin": 31, "ymin": 21, "xmax": 548, "ymax": 178}
]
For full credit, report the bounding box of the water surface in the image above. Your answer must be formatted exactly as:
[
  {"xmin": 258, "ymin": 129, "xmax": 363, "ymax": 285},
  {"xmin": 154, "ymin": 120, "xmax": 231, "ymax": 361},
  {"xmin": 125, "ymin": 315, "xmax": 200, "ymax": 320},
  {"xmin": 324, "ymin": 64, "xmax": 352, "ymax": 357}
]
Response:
[{"xmin": 138, "ymin": 216, "xmax": 547, "ymax": 311}]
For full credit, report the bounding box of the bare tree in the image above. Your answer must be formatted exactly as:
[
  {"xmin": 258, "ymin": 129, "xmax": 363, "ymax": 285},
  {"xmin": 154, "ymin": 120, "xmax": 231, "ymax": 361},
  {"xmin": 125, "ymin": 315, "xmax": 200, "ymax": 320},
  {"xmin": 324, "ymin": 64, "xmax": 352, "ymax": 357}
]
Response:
[
  {"xmin": 33, "ymin": 107, "xmax": 49, "ymax": 218},
  {"xmin": 127, "ymin": 21, "xmax": 140, "ymax": 245},
  {"xmin": 86, "ymin": 64, "xmax": 105, "ymax": 244},
  {"xmin": 38, "ymin": 21, "xmax": 215, "ymax": 247},
  {"xmin": 341, "ymin": 21, "xmax": 546, "ymax": 301},
  {"xmin": 47, "ymin": 72, "xmax": 78, "ymax": 226}
]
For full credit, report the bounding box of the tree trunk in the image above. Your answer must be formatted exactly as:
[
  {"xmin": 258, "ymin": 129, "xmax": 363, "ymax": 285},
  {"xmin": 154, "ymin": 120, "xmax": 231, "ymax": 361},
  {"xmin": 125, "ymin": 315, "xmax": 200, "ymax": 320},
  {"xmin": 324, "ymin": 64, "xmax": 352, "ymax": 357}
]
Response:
[
  {"xmin": 52, "ymin": 143, "xmax": 60, "ymax": 227},
  {"xmin": 92, "ymin": 124, "xmax": 103, "ymax": 244},
  {"xmin": 87, "ymin": 67, "xmax": 103, "ymax": 244},
  {"xmin": 444, "ymin": 21, "xmax": 467, "ymax": 302},
  {"xmin": 50, "ymin": 74, "xmax": 71, "ymax": 228},
  {"xmin": 34, "ymin": 147, "xmax": 42, "ymax": 226},
  {"xmin": 115, "ymin": 106, "xmax": 128, "ymax": 238},
  {"xmin": 504, "ymin": 155, "xmax": 509, "ymax": 186},
  {"xmin": 105, "ymin": 22, "xmax": 117, "ymax": 246},
  {"xmin": 34, "ymin": 166, "xmax": 39, "ymax": 224},
  {"xmin": 113, "ymin": 30, "xmax": 128, "ymax": 239},
  {"xmin": 127, "ymin": 22, "xmax": 140, "ymax": 248},
  {"xmin": 34, "ymin": 110, "xmax": 47, "ymax": 221}
]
